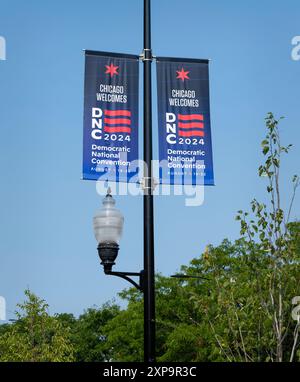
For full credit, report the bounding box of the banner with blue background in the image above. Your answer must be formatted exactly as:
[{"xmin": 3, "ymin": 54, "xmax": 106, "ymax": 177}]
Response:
[
  {"xmin": 156, "ymin": 57, "xmax": 214, "ymax": 186},
  {"xmin": 83, "ymin": 51, "xmax": 139, "ymax": 182}
]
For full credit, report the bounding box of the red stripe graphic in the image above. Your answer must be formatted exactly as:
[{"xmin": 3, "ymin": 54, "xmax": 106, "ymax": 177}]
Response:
[
  {"xmin": 178, "ymin": 122, "xmax": 204, "ymax": 129},
  {"xmin": 104, "ymin": 126, "xmax": 131, "ymax": 133},
  {"xmin": 105, "ymin": 110, "xmax": 131, "ymax": 117},
  {"xmin": 179, "ymin": 130, "xmax": 205, "ymax": 137},
  {"xmin": 178, "ymin": 114, "xmax": 204, "ymax": 121},
  {"xmin": 104, "ymin": 118, "xmax": 131, "ymax": 125}
]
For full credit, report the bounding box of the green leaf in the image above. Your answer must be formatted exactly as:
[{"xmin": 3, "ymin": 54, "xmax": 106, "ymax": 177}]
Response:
[{"xmin": 262, "ymin": 146, "xmax": 269, "ymax": 155}]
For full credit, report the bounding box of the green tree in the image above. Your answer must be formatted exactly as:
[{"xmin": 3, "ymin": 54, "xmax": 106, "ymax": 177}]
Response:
[
  {"xmin": 184, "ymin": 231, "xmax": 300, "ymax": 362},
  {"xmin": 102, "ymin": 275, "xmax": 207, "ymax": 362},
  {"xmin": 60, "ymin": 303, "xmax": 120, "ymax": 362},
  {"xmin": 235, "ymin": 113, "xmax": 300, "ymax": 361},
  {"xmin": 102, "ymin": 290, "xmax": 144, "ymax": 361},
  {"xmin": 0, "ymin": 290, "xmax": 74, "ymax": 362}
]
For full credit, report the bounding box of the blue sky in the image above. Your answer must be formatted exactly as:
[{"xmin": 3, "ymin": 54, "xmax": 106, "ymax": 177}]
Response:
[{"xmin": 0, "ymin": 0, "xmax": 299, "ymax": 319}]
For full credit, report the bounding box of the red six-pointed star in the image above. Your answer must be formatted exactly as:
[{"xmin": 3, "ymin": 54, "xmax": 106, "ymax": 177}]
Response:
[
  {"xmin": 176, "ymin": 67, "xmax": 190, "ymax": 82},
  {"xmin": 105, "ymin": 63, "xmax": 119, "ymax": 77}
]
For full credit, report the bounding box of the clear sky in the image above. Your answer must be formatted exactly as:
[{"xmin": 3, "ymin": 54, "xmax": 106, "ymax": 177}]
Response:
[{"xmin": 0, "ymin": 0, "xmax": 299, "ymax": 319}]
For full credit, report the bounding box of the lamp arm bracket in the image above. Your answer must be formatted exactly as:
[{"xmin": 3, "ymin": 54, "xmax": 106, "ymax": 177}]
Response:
[{"xmin": 105, "ymin": 271, "xmax": 144, "ymax": 292}]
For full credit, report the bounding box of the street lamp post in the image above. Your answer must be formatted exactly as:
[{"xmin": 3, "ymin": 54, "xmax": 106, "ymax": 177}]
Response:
[
  {"xmin": 94, "ymin": 0, "xmax": 156, "ymax": 363},
  {"xmin": 143, "ymin": 0, "xmax": 156, "ymax": 364}
]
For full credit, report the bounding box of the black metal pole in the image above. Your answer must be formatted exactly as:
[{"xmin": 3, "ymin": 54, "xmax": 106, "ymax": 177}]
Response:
[{"xmin": 143, "ymin": 0, "xmax": 155, "ymax": 363}]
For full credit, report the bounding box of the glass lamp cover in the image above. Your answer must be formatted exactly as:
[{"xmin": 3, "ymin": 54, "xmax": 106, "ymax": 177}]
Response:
[{"xmin": 93, "ymin": 193, "xmax": 124, "ymax": 245}]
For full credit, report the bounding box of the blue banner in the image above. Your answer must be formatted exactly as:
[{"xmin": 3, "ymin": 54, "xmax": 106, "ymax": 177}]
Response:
[
  {"xmin": 83, "ymin": 51, "xmax": 139, "ymax": 182},
  {"xmin": 156, "ymin": 57, "xmax": 214, "ymax": 186}
]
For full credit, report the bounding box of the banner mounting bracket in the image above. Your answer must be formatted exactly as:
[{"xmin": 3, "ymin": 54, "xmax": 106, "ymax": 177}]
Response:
[
  {"xmin": 139, "ymin": 49, "xmax": 156, "ymax": 62},
  {"xmin": 138, "ymin": 177, "xmax": 159, "ymax": 192}
]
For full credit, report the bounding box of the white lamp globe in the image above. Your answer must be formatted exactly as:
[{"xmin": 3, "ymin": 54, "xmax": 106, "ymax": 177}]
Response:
[{"xmin": 93, "ymin": 189, "xmax": 124, "ymax": 245}]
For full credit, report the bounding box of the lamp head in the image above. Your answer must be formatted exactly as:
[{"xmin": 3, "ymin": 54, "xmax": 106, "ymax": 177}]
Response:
[{"xmin": 93, "ymin": 189, "xmax": 124, "ymax": 272}]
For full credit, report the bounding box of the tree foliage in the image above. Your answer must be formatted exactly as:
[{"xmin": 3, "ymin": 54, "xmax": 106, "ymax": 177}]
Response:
[
  {"xmin": 56, "ymin": 303, "xmax": 120, "ymax": 362},
  {"xmin": 0, "ymin": 290, "xmax": 74, "ymax": 362}
]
